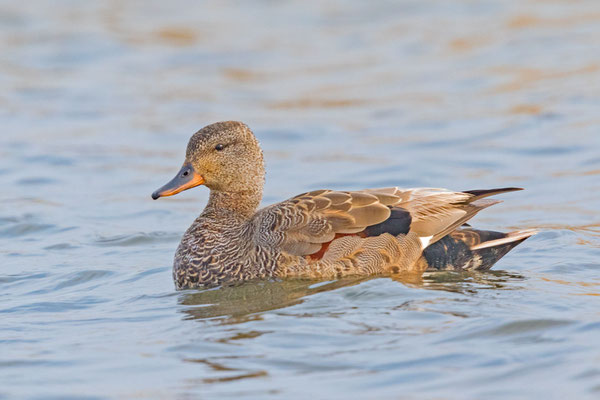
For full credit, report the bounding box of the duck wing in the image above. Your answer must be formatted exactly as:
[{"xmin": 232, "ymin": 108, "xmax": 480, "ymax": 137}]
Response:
[{"xmin": 252, "ymin": 187, "xmax": 521, "ymax": 256}]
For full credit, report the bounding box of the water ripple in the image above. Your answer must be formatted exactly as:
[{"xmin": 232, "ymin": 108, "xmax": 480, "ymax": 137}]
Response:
[
  {"xmin": 93, "ymin": 231, "xmax": 180, "ymax": 247},
  {"xmin": 445, "ymin": 319, "xmax": 575, "ymax": 342},
  {"xmin": 0, "ymin": 272, "xmax": 49, "ymax": 284},
  {"xmin": 0, "ymin": 222, "xmax": 55, "ymax": 238},
  {"xmin": 2, "ymin": 297, "xmax": 107, "ymax": 313},
  {"xmin": 53, "ymin": 270, "xmax": 114, "ymax": 291}
]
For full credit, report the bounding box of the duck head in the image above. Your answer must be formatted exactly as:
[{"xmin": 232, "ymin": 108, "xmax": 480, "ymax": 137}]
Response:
[{"xmin": 152, "ymin": 121, "xmax": 265, "ymax": 200}]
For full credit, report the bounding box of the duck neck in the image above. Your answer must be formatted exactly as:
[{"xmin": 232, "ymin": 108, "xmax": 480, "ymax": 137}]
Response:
[{"xmin": 204, "ymin": 187, "xmax": 262, "ymax": 220}]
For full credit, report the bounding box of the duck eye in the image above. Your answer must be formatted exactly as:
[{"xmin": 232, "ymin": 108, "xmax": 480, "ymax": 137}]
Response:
[
  {"xmin": 215, "ymin": 144, "xmax": 224, "ymax": 151},
  {"xmin": 182, "ymin": 169, "xmax": 189, "ymax": 177}
]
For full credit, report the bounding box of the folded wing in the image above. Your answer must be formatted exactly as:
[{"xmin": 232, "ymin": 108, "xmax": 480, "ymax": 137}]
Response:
[{"xmin": 252, "ymin": 187, "xmax": 521, "ymax": 256}]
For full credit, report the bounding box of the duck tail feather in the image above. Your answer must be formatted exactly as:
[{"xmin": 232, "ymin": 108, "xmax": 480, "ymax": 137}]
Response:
[{"xmin": 464, "ymin": 187, "xmax": 523, "ymax": 200}]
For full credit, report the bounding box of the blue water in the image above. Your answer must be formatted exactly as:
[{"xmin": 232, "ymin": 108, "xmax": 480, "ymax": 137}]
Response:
[{"xmin": 1, "ymin": 0, "xmax": 599, "ymax": 398}]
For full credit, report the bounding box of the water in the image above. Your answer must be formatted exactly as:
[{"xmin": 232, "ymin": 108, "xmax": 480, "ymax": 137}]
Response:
[{"xmin": 1, "ymin": 0, "xmax": 599, "ymax": 398}]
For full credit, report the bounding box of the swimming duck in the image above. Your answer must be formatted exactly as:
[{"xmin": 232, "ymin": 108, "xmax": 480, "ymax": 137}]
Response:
[{"xmin": 152, "ymin": 121, "xmax": 536, "ymax": 289}]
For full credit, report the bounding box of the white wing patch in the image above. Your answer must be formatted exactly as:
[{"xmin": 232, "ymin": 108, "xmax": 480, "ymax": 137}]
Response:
[
  {"xmin": 419, "ymin": 235, "xmax": 433, "ymax": 249},
  {"xmin": 470, "ymin": 229, "xmax": 538, "ymax": 250}
]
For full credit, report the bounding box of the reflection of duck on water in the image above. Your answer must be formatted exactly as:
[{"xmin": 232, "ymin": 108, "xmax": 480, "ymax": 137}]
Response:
[
  {"xmin": 179, "ymin": 271, "xmax": 525, "ymax": 321},
  {"xmin": 153, "ymin": 121, "xmax": 536, "ymax": 290},
  {"xmin": 179, "ymin": 277, "xmax": 373, "ymax": 320}
]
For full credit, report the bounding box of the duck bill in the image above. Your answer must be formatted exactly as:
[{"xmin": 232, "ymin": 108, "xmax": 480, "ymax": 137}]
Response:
[{"xmin": 152, "ymin": 164, "xmax": 205, "ymax": 200}]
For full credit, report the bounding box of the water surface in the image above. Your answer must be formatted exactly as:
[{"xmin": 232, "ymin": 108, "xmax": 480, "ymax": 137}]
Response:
[{"xmin": 1, "ymin": 0, "xmax": 600, "ymax": 399}]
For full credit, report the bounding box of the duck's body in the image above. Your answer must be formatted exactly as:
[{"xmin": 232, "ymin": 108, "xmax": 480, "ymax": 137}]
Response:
[{"xmin": 153, "ymin": 121, "xmax": 535, "ymax": 289}]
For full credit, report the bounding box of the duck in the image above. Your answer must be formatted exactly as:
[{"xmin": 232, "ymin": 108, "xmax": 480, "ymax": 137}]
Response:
[{"xmin": 152, "ymin": 121, "xmax": 536, "ymax": 290}]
